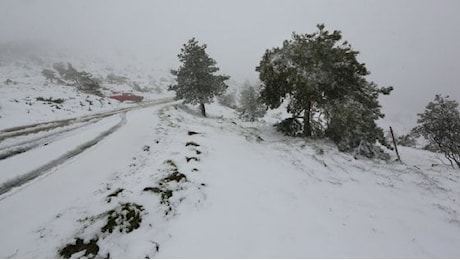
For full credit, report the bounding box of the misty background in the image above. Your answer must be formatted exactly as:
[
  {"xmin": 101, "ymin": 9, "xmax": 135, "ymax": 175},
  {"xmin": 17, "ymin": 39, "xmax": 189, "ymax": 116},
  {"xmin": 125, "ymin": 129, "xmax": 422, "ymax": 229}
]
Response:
[{"xmin": 1, "ymin": 0, "xmax": 459, "ymax": 133}]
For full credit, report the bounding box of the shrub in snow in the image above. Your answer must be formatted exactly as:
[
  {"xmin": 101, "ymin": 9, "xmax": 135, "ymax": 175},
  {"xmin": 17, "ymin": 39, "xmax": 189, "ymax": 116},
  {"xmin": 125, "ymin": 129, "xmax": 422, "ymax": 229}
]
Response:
[
  {"xmin": 275, "ymin": 118, "xmax": 303, "ymax": 137},
  {"xmin": 238, "ymin": 84, "xmax": 266, "ymax": 122},
  {"xmin": 412, "ymin": 94, "xmax": 460, "ymax": 169},
  {"xmin": 50, "ymin": 62, "xmax": 103, "ymax": 96},
  {"xmin": 169, "ymin": 38, "xmax": 230, "ymax": 117},
  {"xmin": 256, "ymin": 24, "xmax": 392, "ymax": 152},
  {"xmin": 59, "ymin": 238, "xmax": 100, "ymax": 258},
  {"xmin": 101, "ymin": 203, "xmax": 144, "ymax": 234},
  {"xmin": 397, "ymin": 133, "xmax": 417, "ymax": 148},
  {"xmin": 354, "ymin": 140, "xmax": 391, "ymax": 161},
  {"xmin": 36, "ymin": 97, "xmax": 65, "ymax": 104}
]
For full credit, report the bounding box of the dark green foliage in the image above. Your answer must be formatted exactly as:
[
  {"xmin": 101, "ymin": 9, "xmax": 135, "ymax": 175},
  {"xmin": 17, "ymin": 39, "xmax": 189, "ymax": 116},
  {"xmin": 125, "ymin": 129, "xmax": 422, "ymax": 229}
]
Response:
[
  {"xmin": 169, "ymin": 38, "xmax": 230, "ymax": 117},
  {"xmin": 160, "ymin": 171, "xmax": 187, "ymax": 183},
  {"xmin": 36, "ymin": 97, "xmax": 65, "ymax": 104},
  {"xmin": 325, "ymin": 83, "xmax": 391, "ymax": 152},
  {"xmin": 275, "ymin": 118, "xmax": 303, "ymax": 137},
  {"xmin": 143, "ymin": 186, "xmax": 173, "ymax": 208},
  {"xmin": 161, "ymin": 159, "xmax": 187, "ymax": 183},
  {"xmin": 101, "ymin": 203, "xmax": 144, "ymax": 234},
  {"xmin": 59, "ymin": 238, "xmax": 99, "ymax": 259},
  {"xmin": 256, "ymin": 24, "xmax": 392, "ymax": 152},
  {"xmin": 412, "ymin": 95, "xmax": 460, "ymax": 168},
  {"xmin": 160, "ymin": 189, "xmax": 173, "ymax": 204}
]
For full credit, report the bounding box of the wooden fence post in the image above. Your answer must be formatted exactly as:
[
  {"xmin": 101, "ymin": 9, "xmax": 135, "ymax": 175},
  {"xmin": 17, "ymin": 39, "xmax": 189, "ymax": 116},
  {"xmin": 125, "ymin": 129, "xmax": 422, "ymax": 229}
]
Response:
[{"xmin": 390, "ymin": 126, "xmax": 401, "ymax": 162}]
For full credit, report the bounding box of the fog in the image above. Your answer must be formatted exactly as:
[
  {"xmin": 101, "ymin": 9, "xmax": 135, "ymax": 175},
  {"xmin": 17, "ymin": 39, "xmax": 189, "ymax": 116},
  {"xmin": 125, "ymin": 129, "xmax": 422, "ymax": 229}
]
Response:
[{"xmin": 1, "ymin": 0, "xmax": 459, "ymax": 131}]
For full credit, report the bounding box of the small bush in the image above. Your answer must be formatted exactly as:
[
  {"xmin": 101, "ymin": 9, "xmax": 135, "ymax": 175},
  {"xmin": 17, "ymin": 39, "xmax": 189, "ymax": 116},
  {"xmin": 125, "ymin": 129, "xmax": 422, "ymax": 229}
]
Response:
[
  {"xmin": 101, "ymin": 203, "xmax": 144, "ymax": 234},
  {"xmin": 51, "ymin": 62, "xmax": 103, "ymax": 96},
  {"xmin": 412, "ymin": 94, "xmax": 460, "ymax": 168},
  {"xmin": 354, "ymin": 141, "xmax": 390, "ymax": 161},
  {"xmin": 36, "ymin": 97, "xmax": 65, "ymax": 104},
  {"xmin": 275, "ymin": 118, "xmax": 303, "ymax": 137},
  {"xmin": 160, "ymin": 172, "xmax": 187, "ymax": 184},
  {"xmin": 59, "ymin": 238, "xmax": 99, "ymax": 259},
  {"xmin": 397, "ymin": 134, "xmax": 417, "ymax": 147}
]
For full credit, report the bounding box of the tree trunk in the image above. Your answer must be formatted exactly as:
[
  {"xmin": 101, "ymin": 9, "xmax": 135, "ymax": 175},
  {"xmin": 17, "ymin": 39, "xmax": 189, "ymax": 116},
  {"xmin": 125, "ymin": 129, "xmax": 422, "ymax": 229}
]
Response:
[
  {"xmin": 200, "ymin": 103, "xmax": 206, "ymax": 117},
  {"xmin": 303, "ymin": 101, "xmax": 312, "ymax": 137}
]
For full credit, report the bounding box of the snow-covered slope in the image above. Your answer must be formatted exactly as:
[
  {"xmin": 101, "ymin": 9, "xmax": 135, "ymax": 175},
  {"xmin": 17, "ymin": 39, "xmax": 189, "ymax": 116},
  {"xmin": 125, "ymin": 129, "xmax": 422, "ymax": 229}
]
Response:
[
  {"xmin": 0, "ymin": 53, "xmax": 174, "ymax": 129},
  {"xmin": 1, "ymin": 100, "xmax": 459, "ymax": 258}
]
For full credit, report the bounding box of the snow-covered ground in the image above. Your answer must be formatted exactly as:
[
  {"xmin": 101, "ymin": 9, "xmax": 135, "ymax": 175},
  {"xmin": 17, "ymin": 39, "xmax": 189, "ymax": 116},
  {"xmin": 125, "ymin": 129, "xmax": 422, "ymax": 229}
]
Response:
[
  {"xmin": 0, "ymin": 53, "xmax": 173, "ymax": 129},
  {"xmin": 0, "ymin": 56, "xmax": 459, "ymax": 258}
]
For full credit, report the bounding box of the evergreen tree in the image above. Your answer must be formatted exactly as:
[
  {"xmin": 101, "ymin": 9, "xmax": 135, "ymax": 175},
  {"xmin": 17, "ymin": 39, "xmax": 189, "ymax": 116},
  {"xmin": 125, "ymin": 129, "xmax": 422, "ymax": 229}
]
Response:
[
  {"xmin": 325, "ymin": 81, "xmax": 392, "ymax": 151},
  {"xmin": 256, "ymin": 24, "xmax": 392, "ymax": 152},
  {"xmin": 169, "ymin": 38, "xmax": 229, "ymax": 117},
  {"xmin": 412, "ymin": 95, "xmax": 460, "ymax": 168},
  {"xmin": 238, "ymin": 83, "xmax": 266, "ymax": 122}
]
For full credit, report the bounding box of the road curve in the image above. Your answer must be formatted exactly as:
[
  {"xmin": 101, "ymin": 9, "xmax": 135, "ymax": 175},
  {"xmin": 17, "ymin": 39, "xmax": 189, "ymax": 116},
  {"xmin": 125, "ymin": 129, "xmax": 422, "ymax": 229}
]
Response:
[
  {"xmin": 0, "ymin": 98, "xmax": 177, "ymax": 197},
  {"xmin": 0, "ymin": 97, "xmax": 174, "ymax": 141},
  {"xmin": 0, "ymin": 113, "xmax": 127, "ymax": 196}
]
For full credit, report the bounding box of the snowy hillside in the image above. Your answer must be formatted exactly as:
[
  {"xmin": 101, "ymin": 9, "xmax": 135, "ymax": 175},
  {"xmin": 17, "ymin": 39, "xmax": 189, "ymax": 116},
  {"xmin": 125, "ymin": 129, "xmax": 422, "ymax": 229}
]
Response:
[
  {"xmin": 0, "ymin": 56, "xmax": 459, "ymax": 258},
  {"xmin": 0, "ymin": 51, "xmax": 174, "ymax": 129}
]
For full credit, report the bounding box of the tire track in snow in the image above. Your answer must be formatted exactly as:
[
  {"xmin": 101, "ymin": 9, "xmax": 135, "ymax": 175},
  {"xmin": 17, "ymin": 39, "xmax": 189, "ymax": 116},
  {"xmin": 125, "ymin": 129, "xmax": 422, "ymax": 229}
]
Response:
[
  {"xmin": 0, "ymin": 112, "xmax": 127, "ymax": 197},
  {"xmin": 0, "ymin": 97, "xmax": 174, "ymax": 141},
  {"xmin": 0, "ymin": 118, "xmax": 102, "ymax": 161},
  {"xmin": 0, "ymin": 98, "xmax": 174, "ymax": 160}
]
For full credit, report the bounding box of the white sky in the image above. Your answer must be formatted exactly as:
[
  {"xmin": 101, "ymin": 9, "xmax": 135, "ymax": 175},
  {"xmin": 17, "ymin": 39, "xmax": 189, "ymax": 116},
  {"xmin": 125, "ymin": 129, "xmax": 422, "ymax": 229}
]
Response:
[{"xmin": 1, "ymin": 0, "xmax": 459, "ymax": 131}]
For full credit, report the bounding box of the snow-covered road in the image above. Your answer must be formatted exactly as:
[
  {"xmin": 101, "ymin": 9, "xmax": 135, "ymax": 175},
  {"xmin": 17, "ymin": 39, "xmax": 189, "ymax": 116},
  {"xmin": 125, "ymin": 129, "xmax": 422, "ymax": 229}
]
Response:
[
  {"xmin": 0, "ymin": 98, "xmax": 174, "ymax": 195},
  {"xmin": 0, "ymin": 102, "xmax": 459, "ymax": 258},
  {"xmin": 0, "ymin": 103, "xmax": 175, "ymax": 257},
  {"xmin": 0, "ymin": 113, "xmax": 126, "ymax": 195}
]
